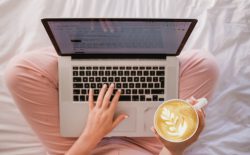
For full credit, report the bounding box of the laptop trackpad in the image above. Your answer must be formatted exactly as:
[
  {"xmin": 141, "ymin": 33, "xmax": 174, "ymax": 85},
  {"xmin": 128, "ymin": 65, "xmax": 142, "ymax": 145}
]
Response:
[
  {"xmin": 113, "ymin": 108, "xmax": 136, "ymax": 132},
  {"xmin": 144, "ymin": 106, "xmax": 157, "ymax": 132}
]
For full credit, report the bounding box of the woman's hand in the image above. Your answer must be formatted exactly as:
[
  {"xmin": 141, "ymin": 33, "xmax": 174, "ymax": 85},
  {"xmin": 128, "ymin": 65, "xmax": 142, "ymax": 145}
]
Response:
[
  {"xmin": 66, "ymin": 83, "xmax": 128, "ymax": 155},
  {"xmin": 152, "ymin": 97, "xmax": 206, "ymax": 155},
  {"xmin": 82, "ymin": 83, "xmax": 128, "ymax": 142}
]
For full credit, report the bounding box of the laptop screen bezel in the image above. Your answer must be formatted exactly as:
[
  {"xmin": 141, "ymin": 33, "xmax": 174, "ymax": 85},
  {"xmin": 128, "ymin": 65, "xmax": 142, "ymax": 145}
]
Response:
[{"xmin": 41, "ymin": 18, "xmax": 197, "ymax": 59}]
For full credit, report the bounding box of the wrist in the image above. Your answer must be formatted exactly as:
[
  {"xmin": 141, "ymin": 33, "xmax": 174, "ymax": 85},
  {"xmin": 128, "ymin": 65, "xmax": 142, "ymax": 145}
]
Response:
[{"xmin": 79, "ymin": 132, "xmax": 101, "ymax": 149}]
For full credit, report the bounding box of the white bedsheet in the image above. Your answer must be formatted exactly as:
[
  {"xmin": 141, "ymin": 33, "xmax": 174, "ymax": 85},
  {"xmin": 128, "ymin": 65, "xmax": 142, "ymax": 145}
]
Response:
[{"xmin": 0, "ymin": 0, "xmax": 249, "ymax": 154}]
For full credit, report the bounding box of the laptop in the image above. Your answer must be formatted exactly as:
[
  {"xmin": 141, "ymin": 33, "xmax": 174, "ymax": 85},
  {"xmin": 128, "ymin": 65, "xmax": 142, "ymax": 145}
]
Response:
[{"xmin": 41, "ymin": 18, "xmax": 197, "ymax": 137}]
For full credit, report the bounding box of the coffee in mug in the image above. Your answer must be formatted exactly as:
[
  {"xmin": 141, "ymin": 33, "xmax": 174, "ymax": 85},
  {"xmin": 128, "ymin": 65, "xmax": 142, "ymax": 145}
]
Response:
[{"xmin": 154, "ymin": 98, "xmax": 207, "ymax": 142}]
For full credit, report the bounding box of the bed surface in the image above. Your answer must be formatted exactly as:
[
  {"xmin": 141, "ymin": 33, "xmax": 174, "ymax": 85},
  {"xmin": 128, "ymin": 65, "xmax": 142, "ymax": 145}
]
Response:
[{"xmin": 0, "ymin": 0, "xmax": 250, "ymax": 154}]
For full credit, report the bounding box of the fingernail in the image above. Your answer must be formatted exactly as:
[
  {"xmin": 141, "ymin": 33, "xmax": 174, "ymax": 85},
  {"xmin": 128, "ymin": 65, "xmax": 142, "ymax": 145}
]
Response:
[
  {"xmin": 118, "ymin": 89, "xmax": 121, "ymax": 92},
  {"xmin": 111, "ymin": 83, "xmax": 114, "ymax": 87},
  {"xmin": 124, "ymin": 115, "xmax": 128, "ymax": 119}
]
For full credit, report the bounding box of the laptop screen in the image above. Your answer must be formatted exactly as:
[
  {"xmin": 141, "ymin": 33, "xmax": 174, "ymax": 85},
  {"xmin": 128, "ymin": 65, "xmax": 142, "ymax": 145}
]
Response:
[{"xmin": 42, "ymin": 19, "xmax": 197, "ymax": 56}]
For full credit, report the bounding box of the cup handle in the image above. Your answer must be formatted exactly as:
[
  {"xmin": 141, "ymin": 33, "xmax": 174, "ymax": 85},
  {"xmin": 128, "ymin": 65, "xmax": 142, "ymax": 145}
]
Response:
[{"xmin": 192, "ymin": 98, "xmax": 208, "ymax": 110}]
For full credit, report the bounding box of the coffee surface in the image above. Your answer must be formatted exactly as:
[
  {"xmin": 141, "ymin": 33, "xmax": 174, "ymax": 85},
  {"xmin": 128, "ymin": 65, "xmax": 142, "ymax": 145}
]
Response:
[{"xmin": 155, "ymin": 101, "xmax": 198, "ymax": 142}]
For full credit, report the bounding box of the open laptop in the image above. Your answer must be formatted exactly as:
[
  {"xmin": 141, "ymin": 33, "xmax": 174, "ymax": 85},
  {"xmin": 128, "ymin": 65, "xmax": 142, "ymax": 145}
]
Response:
[{"xmin": 42, "ymin": 18, "xmax": 197, "ymax": 137}]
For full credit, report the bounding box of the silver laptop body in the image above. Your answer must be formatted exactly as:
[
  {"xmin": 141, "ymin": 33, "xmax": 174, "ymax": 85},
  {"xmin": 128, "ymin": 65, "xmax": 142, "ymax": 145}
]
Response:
[{"xmin": 42, "ymin": 18, "xmax": 197, "ymax": 137}]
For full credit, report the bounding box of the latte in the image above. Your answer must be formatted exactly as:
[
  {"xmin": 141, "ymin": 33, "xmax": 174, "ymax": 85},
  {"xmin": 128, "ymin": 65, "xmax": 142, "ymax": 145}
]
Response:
[{"xmin": 154, "ymin": 100, "xmax": 198, "ymax": 142}]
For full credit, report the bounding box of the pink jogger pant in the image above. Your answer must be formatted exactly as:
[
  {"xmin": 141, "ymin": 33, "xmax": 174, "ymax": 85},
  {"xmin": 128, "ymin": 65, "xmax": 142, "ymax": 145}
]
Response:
[{"xmin": 4, "ymin": 47, "xmax": 219, "ymax": 155}]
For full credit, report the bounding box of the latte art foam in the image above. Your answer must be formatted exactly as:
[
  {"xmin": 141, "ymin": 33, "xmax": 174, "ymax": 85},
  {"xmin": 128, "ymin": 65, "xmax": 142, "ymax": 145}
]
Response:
[{"xmin": 155, "ymin": 101, "xmax": 198, "ymax": 142}]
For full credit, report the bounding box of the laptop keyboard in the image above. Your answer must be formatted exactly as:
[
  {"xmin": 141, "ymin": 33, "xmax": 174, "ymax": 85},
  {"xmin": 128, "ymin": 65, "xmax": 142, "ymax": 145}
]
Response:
[{"xmin": 72, "ymin": 66, "xmax": 165, "ymax": 102}]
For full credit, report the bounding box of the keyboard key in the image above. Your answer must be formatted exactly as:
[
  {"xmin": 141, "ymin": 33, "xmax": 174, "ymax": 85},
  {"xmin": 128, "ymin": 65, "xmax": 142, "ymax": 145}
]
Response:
[
  {"xmin": 105, "ymin": 71, "xmax": 110, "ymax": 76},
  {"xmin": 115, "ymin": 77, "xmax": 120, "ymax": 82},
  {"xmin": 80, "ymin": 66, "xmax": 85, "ymax": 70},
  {"xmin": 102, "ymin": 77, "xmax": 107, "ymax": 82},
  {"xmin": 112, "ymin": 71, "xmax": 117, "ymax": 76},
  {"xmin": 134, "ymin": 77, "xmax": 139, "ymax": 82},
  {"xmin": 147, "ymin": 77, "xmax": 152, "ymax": 82},
  {"xmin": 126, "ymin": 66, "xmax": 132, "ymax": 70},
  {"xmin": 159, "ymin": 67, "xmax": 165, "ymax": 70},
  {"xmin": 123, "ymin": 83, "xmax": 128, "ymax": 88},
  {"xmin": 73, "ymin": 83, "xmax": 83, "ymax": 88},
  {"xmin": 128, "ymin": 77, "xmax": 133, "ymax": 82},
  {"xmin": 97, "ymin": 83, "xmax": 102, "ymax": 88},
  {"xmin": 144, "ymin": 71, "xmax": 149, "ymax": 76},
  {"xmin": 73, "ymin": 66, "xmax": 78, "ymax": 70},
  {"xmin": 140, "ymin": 77, "xmax": 145, "ymax": 82},
  {"xmin": 159, "ymin": 98, "xmax": 164, "ymax": 101},
  {"xmin": 153, "ymin": 77, "xmax": 158, "ymax": 82},
  {"xmin": 73, "ymin": 71, "xmax": 78, "ymax": 76},
  {"xmin": 79, "ymin": 71, "xmax": 85, "ymax": 76},
  {"xmin": 148, "ymin": 83, "xmax": 153, "ymax": 88},
  {"xmin": 73, "ymin": 89, "xmax": 80, "ymax": 94},
  {"xmin": 156, "ymin": 71, "xmax": 165, "ymax": 76},
  {"xmin": 100, "ymin": 66, "xmax": 105, "ymax": 70},
  {"xmin": 129, "ymin": 83, "xmax": 134, "ymax": 88},
  {"xmin": 132, "ymin": 95, "xmax": 139, "ymax": 101},
  {"xmin": 137, "ymin": 71, "xmax": 142, "ymax": 76},
  {"xmin": 153, "ymin": 95, "xmax": 158, "ymax": 101},
  {"xmin": 132, "ymin": 89, "xmax": 137, "ymax": 94},
  {"xmin": 142, "ymin": 83, "xmax": 147, "ymax": 88},
  {"xmin": 89, "ymin": 77, "xmax": 94, "ymax": 82},
  {"xmin": 126, "ymin": 89, "xmax": 131, "ymax": 94},
  {"xmin": 93, "ymin": 67, "xmax": 98, "ymax": 70},
  {"xmin": 153, "ymin": 67, "xmax": 158, "ymax": 70},
  {"xmin": 119, "ymin": 66, "xmax": 125, "ymax": 70},
  {"xmin": 99, "ymin": 71, "xmax": 104, "ymax": 76},
  {"xmin": 86, "ymin": 67, "xmax": 92, "ymax": 70},
  {"xmin": 150, "ymin": 71, "xmax": 155, "ymax": 76},
  {"xmin": 146, "ymin": 67, "xmax": 151, "ymax": 70},
  {"xmin": 96, "ymin": 77, "xmax": 101, "ymax": 82},
  {"xmin": 73, "ymin": 77, "xmax": 81, "ymax": 82},
  {"xmin": 131, "ymin": 71, "xmax": 136, "ymax": 76},
  {"xmin": 86, "ymin": 71, "xmax": 91, "ymax": 76},
  {"xmin": 113, "ymin": 66, "xmax": 118, "ymax": 70},
  {"xmin": 139, "ymin": 66, "xmax": 145, "ymax": 70},
  {"xmin": 94, "ymin": 89, "xmax": 99, "ymax": 94},
  {"xmin": 154, "ymin": 83, "xmax": 160, "ymax": 88},
  {"xmin": 121, "ymin": 77, "xmax": 126, "ymax": 82},
  {"xmin": 73, "ymin": 95, "xmax": 79, "ymax": 101},
  {"xmin": 92, "ymin": 71, "xmax": 98, "ymax": 76},
  {"xmin": 133, "ymin": 67, "xmax": 138, "ymax": 70},
  {"xmin": 118, "ymin": 71, "xmax": 123, "ymax": 76},
  {"xmin": 145, "ymin": 89, "xmax": 150, "ymax": 94},
  {"xmin": 120, "ymin": 95, "xmax": 131, "ymax": 101},
  {"xmin": 81, "ymin": 89, "xmax": 87, "ymax": 94},
  {"xmin": 140, "ymin": 95, "xmax": 145, "ymax": 101},
  {"xmin": 106, "ymin": 66, "xmax": 112, "ymax": 70},
  {"xmin": 80, "ymin": 96, "xmax": 85, "ymax": 101},
  {"xmin": 108, "ymin": 77, "xmax": 114, "ymax": 82},
  {"xmin": 139, "ymin": 89, "xmax": 144, "ymax": 94},
  {"xmin": 116, "ymin": 83, "xmax": 121, "ymax": 88},
  {"xmin": 84, "ymin": 83, "xmax": 90, "ymax": 88},
  {"xmin": 82, "ymin": 77, "xmax": 88, "ymax": 82},
  {"xmin": 135, "ymin": 83, "xmax": 140, "ymax": 88},
  {"xmin": 91, "ymin": 83, "xmax": 96, "ymax": 88},
  {"xmin": 151, "ymin": 89, "xmax": 164, "ymax": 94},
  {"xmin": 125, "ymin": 71, "xmax": 130, "ymax": 76}
]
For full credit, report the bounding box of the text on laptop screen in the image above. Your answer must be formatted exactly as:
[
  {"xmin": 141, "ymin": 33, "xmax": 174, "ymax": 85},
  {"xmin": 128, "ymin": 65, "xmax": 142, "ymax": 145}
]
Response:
[{"xmin": 47, "ymin": 20, "xmax": 192, "ymax": 54}]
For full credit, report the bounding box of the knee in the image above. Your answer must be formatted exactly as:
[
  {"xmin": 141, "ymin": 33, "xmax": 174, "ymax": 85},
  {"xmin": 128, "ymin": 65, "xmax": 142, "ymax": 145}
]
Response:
[
  {"xmin": 4, "ymin": 54, "xmax": 29, "ymax": 90},
  {"xmin": 180, "ymin": 49, "xmax": 220, "ymax": 82}
]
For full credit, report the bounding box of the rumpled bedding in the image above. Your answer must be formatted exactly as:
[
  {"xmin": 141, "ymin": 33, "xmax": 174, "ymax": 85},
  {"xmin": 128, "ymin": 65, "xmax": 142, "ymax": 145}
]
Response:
[{"xmin": 0, "ymin": 0, "xmax": 249, "ymax": 154}]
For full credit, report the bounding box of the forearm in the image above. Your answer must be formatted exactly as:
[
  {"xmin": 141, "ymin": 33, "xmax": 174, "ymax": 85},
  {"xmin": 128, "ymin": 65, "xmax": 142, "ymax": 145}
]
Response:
[
  {"xmin": 66, "ymin": 133, "xmax": 100, "ymax": 155},
  {"xmin": 159, "ymin": 147, "xmax": 183, "ymax": 155}
]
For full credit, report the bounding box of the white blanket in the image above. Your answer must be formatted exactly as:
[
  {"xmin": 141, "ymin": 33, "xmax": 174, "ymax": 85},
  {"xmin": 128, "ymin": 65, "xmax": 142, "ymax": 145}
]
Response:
[{"xmin": 0, "ymin": 0, "xmax": 249, "ymax": 154}]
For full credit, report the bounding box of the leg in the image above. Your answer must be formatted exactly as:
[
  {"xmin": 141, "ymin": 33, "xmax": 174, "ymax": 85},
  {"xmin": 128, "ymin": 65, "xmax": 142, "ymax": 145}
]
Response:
[
  {"xmin": 124, "ymin": 49, "xmax": 219, "ymax": 154},
  {"xmin": 4, "ymin": 47, "xmax": 76, "ymax": 155}
]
